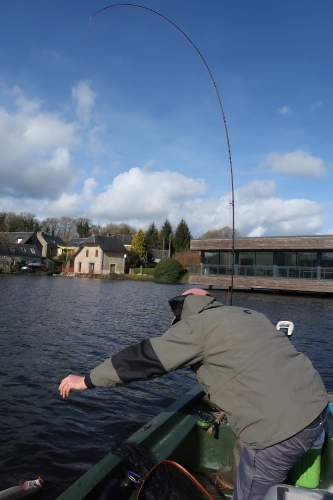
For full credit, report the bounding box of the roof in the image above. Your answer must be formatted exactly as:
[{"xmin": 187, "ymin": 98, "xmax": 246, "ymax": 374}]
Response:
[
  {"xmin": 0, "ymin": 244, "xmax": 42, "ymax": 257},
  {"xmin": 67, "ymin": 237, "xmax": 88, "ymax": 247},
  {"xmin": 84, "ymin": 234, "xmax": 127, "ymax": 253},
  {"xmin": 39, "ymin": 232, "xmax": 65, "ymax": 246},
  {"xmin": 191, "ymin": 235, "xmax": 333, "ymax": 252},
  {"xmin": 3, "ymin": 232, "xmax": 36, "ymax": 244},
  {"xmin": 111, "ymin": 234, "xmax": 133, "ymax": 245}
]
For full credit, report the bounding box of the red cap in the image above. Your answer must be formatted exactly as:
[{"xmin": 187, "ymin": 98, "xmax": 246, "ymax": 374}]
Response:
[{"xmin": 171, "ymin": 289, "xmax": 211, "ymax": 325}]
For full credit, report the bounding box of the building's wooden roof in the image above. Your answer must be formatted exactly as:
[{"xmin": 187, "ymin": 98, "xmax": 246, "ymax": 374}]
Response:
[{"xmin": 191, "ymin": 235, "xmax": 333, "ymax": 251}]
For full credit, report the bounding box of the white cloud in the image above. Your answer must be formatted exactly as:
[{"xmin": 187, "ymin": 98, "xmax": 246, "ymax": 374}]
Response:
[
  {"xmin": 234, "ymin": 180, "xmax": 324, "ymax": 237},
  {"xmin": 248, "ymin": 226, "xmax": 267, "ymax": 237},
  {"xmin": 90, "ymin": 167, "xmax": 207, "ymax": 222},
  {"xmin": 277, "ymin": 106, "xmax": 292, "ymax": 115},
  {"xmin": 0, "ymin": 86, "xmax": 80, "ymax": 199},
  {"xmin": 72, "ymin": 80, "xmax": 96, "ymax": 127},
  {"xmin": 258, "ymin": 150, "xmax": 326, "ymax": 178}
]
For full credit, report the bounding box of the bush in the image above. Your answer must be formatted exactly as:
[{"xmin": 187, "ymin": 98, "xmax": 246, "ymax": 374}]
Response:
[
  {"xmin": 154, "ymin": 259, "xmax": 186, "ymax": 284},
  {"xmin": 172, "ymin": 251, "xmax": 201, "ymax": 269}
]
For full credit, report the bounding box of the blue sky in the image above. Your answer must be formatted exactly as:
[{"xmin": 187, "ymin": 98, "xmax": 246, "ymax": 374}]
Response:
[{"xmin": 1, "ymin": 0, "xmax": 332, "ymax": 237}]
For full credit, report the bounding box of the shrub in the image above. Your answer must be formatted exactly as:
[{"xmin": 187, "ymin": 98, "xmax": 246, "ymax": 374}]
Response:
[
  {"xmin": 172, "ymin": 251, "xmax": 201, "ymax": 269},
  {"xmin": 154, "ymin": 259, "xmax": 186, "ymax": 284}
]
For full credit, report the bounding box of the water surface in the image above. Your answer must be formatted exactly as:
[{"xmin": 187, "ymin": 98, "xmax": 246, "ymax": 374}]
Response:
[{"xmin": 0, "ymin": 275, "xmax": 332, "ymax": 498}]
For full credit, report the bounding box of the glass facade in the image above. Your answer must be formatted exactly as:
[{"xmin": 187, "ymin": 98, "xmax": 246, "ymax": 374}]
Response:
[{"xmin": 199, "ymin": 249, "xmax": 333, "ymax": 281}]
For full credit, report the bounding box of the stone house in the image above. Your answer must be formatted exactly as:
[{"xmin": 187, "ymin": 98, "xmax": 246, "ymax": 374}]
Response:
[
  {"xmin": 36, "ymin": 232, "xmax": 66, "ymax": 259},
  {"xmin": 71, "ymin": 234, "xmax": 127, "ymax": 275}
]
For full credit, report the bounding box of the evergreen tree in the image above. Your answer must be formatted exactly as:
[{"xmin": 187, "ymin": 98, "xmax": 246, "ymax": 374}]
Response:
[
  {"xmin": 76, "ymin": 220, "xmax": 91, "ymax": 238},
  {"xmin": 131, "ymin": 229, "xmax": 147, "ymax": 263},
  {"xmin": 145, "ymin": 222, "xmax": 159, "ymax": 250},
  {"xmin": 173, "ymin": 219, "xmax": 192, "ymax": 253},
  {"xmin": 159, "ymin": 219, "xmax": 173, "ymax": 256}
]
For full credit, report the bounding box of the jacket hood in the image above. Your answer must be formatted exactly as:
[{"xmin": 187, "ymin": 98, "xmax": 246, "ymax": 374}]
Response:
[{"xmin": 180, "ymin": 294, "xmax": 222, "ymax": 321}]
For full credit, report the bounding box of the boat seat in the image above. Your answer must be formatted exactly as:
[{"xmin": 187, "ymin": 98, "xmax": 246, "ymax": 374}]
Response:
[{"xmin": 263, "ymin": 485, "xmax": 333, "ymax": 500}]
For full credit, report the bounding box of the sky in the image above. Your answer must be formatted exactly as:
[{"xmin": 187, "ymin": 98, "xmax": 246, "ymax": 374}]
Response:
[{"xmin": 1, "ymin": 0, "xmax": 332, "ymax": 238}]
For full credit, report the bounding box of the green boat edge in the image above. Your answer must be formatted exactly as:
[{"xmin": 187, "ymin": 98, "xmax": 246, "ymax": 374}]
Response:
[{"xmin": 56, "ymin": 385, "xmax": 333, "ymax": 500}]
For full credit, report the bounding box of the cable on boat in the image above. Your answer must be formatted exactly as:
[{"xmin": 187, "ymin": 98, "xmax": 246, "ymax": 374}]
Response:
[{"xmin": 88, "ymin": 4, "xmax": 235, "ymax": 304}]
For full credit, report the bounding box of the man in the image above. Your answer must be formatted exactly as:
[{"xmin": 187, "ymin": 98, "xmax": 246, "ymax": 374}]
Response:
[{"xmin": 59, "ymin": 289, "xmax": 328, "ymax": 500}]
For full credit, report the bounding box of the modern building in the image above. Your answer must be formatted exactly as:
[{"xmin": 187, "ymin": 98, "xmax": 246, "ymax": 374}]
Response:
[{"xmin": 189, "ymin": 235, "xmax": 333, "ymax": 293}]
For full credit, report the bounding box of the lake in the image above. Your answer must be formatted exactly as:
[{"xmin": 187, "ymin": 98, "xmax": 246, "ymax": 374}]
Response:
[{"xmin": 1, "ymin": 275, "xmax": 332, "ymax": 498}]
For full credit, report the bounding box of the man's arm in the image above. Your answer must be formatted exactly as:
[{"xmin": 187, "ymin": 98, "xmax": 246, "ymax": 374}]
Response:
[{"xmin": 59, "ymin": 321, "xmax": 203, "ymax": 397}]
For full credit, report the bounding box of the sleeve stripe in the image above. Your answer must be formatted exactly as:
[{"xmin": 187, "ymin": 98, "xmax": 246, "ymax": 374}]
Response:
[{"xmin": 111, "ymin": 339, "xmax": 167, "ymax": 383}]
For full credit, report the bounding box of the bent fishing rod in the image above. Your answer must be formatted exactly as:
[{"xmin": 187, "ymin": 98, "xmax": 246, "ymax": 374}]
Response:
[{"xmin": 88, "ymin": 4, "xmax": 235, "ymax": 304}]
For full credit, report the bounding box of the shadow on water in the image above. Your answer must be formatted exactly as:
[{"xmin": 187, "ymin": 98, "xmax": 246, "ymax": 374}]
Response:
[{"xmin": 0, "ymin": 275, "xmax": 332, "ymax": 498}]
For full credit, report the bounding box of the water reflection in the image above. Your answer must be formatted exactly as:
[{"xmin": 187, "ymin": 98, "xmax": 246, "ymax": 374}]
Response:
[{"xmin": 0, "ymin": 275, "xmax": 332, "ymax": 498}]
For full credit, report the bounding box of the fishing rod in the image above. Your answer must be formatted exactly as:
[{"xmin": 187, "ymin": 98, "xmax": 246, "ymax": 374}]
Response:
[{"xmin": 88, "ymin": 4, "xmax": 235, "ymax": 304}]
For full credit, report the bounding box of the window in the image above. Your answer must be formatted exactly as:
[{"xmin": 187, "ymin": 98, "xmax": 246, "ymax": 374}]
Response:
[
  {"xmin": 86, "ymin": 249, "xmax": 89, "ymax": 257},
  {"xmin": 256, "ymin": 252, "xmax": 274, "ymax": 266},
  {"xmin": 21, "ymin": 247, "xmax": 26, "ymax": 252},
  {"xmin": 239, "ymin": 252, "xmax": 255, "ymax": 266},
  {"xmin": 297, "ymin": 252, "xmax": 317, "ymax": 267},
  {"xmin": 110, "ymin": 264, "xmax": 116, "ymax": 273},
  {"xmin": 78, "ymin": 262, "xmax": 82, "ymax": 272},
  {"xmin": 9, "ymin": 246, "xmax": 15, "ymax": 253},
  {"xmin": 277, "ymin": 252, "xmax": 297, "ymax": 267},
  {"xmin": 95, "ymin": 249, "xmax": 98, "ymax": 257},
  {"xmin": 30, "ymin": 248, "xmax": 36, "ymax": 254},
  {"xmin": 322, "ymin": 252, "xmax": 333, "ymax": 268},
  {"xmin": 89, "ymin": 263, "xmax": 94, "ymax": 273},
  {"xmin": 203, "ymin": 252, "xmax": 219, "ymax": 264}
]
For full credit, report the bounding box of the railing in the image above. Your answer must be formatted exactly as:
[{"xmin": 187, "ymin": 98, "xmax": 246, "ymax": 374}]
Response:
[
  {"xmin": 321, "ymin": 267, "xmax": 333, "ymax": 280},
  {"xmin": 191, "ymin": 265, "xmax": 333, "ymax": 280}
]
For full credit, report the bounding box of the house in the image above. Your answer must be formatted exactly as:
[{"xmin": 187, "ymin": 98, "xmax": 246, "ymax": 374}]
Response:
[
  {"xmin": 189, "ymin": 235, "xmax": 333, "ymax": 294},
  {"xmin": 4, "ymin": 231, "xmax": 41, "ymax": 248},
  {"xmin": 64, "ymin": 237, "xmax": 88, "ymax": 260},
  {"xmin": 36, "ymin": 231, "xmax": 66, "ymax": 259},
  {"xmin": 69, "ymin": 234, "xmax": 127, "ymax": 275},
  {"xmin": 0, "ymin": 243, "xmax": 42, "ymax": 272}
]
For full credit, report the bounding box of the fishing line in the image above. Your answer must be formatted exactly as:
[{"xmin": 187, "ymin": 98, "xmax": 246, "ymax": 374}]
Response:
[{"xmin": 88, "ymin": 4, "xmax": 235, "ymax": 304}]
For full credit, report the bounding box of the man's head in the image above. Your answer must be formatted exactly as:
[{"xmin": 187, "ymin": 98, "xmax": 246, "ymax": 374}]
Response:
[{"xmin": 169, "ymin": 288, "xmax": 212, "ymax": 325}]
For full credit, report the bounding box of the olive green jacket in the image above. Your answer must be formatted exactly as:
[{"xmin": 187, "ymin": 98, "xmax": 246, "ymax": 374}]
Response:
[{"xmin": 88, "ymin": 295, "xmax": 328, "ymax": 449}]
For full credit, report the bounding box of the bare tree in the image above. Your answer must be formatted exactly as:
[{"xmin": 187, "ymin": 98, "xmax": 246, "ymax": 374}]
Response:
[
  {"xmin": 40, "ymin": 217, "xmax": 61, "ymax": 236},
  {"xmin": 100, "ymin": 222, "xmax": 136, "ymax": 236},
  {"xmin": 200, "ymin": 226, "xmax": 239, "ymax": 239}
]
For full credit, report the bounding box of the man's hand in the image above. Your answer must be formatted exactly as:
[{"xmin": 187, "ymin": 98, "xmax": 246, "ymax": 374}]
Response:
[{"xmin": 58, "ymin": 374, "xmax": 87, "ymax": 398}]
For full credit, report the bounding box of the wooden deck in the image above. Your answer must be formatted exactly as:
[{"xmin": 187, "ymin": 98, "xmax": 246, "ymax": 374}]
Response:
[{"xmin": 189, "ymin": 274, "xmax": 333, "ymax": 293}]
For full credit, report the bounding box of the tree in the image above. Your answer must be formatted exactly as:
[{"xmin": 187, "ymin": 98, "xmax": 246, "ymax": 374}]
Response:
[
  {"xmin": 125, "ymin": 251, "xmax": 141, "ymax": 273},
  {"xmin": 131, "ymin": 229, "xmax": 147, "ymax": 263},
  {"xmin": 40, "ymin": 217, "xmax": 61, "ymax": 236},
  {"xmin": 173, "ymin": 219, "xmax": 192, "ymax": 253},
  {"xmin": 154, "ymin": 258, "xmax": 186, "ymax": 284},
  {"xmin": 200, "ymin": 226, "xmax": 240, "ymax": 239},
  {"xmin": 159, "ymin": 219, "xmax": 173, "ymax": 256},
  {"xmin": 58, "ymin": 216, "xmax": 77, "ymax": 242},
  {"xmin": 5, "ymin": 211, "xmax": 40, "ymax": 232},
  {"xmin": 100, "ymin": 222, "xmax": 135, "ymax": 236},
  {"xmin": 76, "ymin": 219, "xmax": 91, "ymax": 238},
  {"xmin": 145, "ymin": 222, "xmax": 159, "ymax": 250}
]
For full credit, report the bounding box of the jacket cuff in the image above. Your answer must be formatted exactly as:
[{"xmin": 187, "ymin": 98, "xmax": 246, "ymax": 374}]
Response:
[{"xmin": 84, "ymin": 374, "xmax": 96, "ymax": 389}]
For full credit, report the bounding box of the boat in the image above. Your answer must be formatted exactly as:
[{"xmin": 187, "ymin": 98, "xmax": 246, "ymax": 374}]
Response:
[{"xmin": 56, "ymin": 384, "xmax": 333, "ymax": 500}]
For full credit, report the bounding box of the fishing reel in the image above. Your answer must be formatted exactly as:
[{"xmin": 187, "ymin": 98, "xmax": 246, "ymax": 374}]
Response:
[{"xmin": 197, "ymin": 410, "xmax": 227, "ymax": 439}]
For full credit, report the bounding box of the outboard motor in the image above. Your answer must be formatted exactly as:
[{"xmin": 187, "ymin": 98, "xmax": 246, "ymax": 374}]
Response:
[{"xmin": 276, "ymin": 321, "xmax": 294, "ymax": 337}]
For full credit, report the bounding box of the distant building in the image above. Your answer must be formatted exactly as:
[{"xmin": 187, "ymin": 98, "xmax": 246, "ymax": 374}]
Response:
[
  {"xmin": 0, "ymin": 242, "xmax": 42, "ymax": 272},
  {"xmin": 36, "ymin": 231, "xmax": 66, "ymax": 259},
  {"xmin": 189, "ymin": 235, "xmax": 333, "ymax": 293},
  {"xmin": 64, "ymin": 234, "xmax": 127, "ymax": 275}
]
